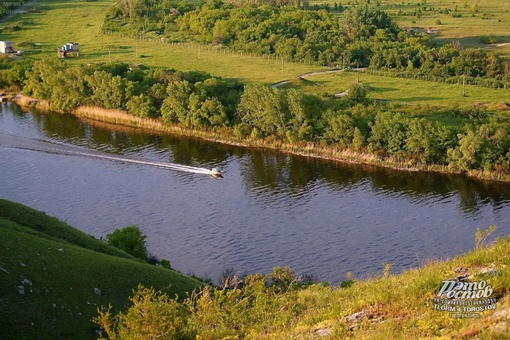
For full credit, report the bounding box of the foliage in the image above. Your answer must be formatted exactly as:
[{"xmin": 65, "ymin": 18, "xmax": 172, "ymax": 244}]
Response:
[
  {"xmin": 14, "ymin": 58, "xmax": 510, "ymax": 175},
  {"xmin": 97, "ymin": 266, "xmax": 309, "ymax": 338},
  {"xmin": 101, "ymin": 0, "xmax": 510, "ymax": 82},
  {"xmin": 346, "ymin": 82, "xmax": 369, "ymax": 105},
  {"xmin": 96, "ymin": 236, "xmax": 510, "ymax": 339},
  {"xmin": 106, "ymin": 225, "xmax": 149, "ymax": 261},
  {"xmin": 475, "ymin": 225, "xmax": 497, "ymax": 249},
  {"xmin": 96, "ymin": 286, "xmax": 195, "ymax": 340}
]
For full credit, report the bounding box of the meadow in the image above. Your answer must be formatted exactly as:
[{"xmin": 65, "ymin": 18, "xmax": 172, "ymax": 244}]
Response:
[
  {"xmin": 0, "ymin": 0, "xmax": 321, "ymax": 84},
  {"xmin": 1, "ymin": 0, "xmax": 509, "ymax": 108},
  {"xmin": 284, "ymin": 69, "xmax": 510, "ymax": 108}
]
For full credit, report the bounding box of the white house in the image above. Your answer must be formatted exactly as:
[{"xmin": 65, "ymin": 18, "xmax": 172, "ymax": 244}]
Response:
[{"xmin": 0, "ymin": 41, "xmax": 14, "ymax": 54}]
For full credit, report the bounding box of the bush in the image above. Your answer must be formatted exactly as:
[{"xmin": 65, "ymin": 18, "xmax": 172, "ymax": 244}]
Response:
[{"xmin": 105, "ymin": 225, "xmax": 148, "ymax": 261}]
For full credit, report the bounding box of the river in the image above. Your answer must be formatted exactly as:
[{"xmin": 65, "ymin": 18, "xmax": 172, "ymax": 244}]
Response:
[{"xmin": 1, "ymin": 102, "xmax": 509, "ymax": 285}]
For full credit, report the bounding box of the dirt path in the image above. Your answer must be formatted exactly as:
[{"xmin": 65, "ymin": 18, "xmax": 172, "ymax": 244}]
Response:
[
  {"xmin": 271, "ymin": 67, "xmax": 366, "ymax": 97},
  {"xmin": 270, "ymin": 68, "xmax": 347, "ymax": 88}
]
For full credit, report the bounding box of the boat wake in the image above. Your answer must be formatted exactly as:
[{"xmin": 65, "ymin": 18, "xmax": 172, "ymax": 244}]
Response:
[{"xmin": 0, "ymin": 132, "xmax": 218, "ymax": 177}]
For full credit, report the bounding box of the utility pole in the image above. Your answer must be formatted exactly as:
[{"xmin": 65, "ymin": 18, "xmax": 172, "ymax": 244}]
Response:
[
  {"xmin": 356, "ymin": 60, "xmax": 360, "ymax": 83},
  {"xmin": 185, "ymin": 43, "xmax": 188, "ymax": 70},
  {"xmin": 462, "ymin": 75, "xmax": 466, "ymax": 97}
]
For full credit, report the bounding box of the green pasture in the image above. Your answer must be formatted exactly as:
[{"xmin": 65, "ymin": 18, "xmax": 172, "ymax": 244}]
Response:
[
  {"xmin": 0, "ymin": 0, "xmax": 321, "ymax": 84},
  {"xmin": 311, "ymin": 0, "xmax": 510, "ymax": 57},
  {"xmin": 1, "ymin": 0, "xmax": 509, "ymax": 107},
  {"xmin": 284, "ymin": 69, "xmax": 510, "ymax": 108}
]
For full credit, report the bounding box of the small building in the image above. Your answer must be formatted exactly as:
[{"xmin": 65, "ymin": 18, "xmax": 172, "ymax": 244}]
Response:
[
  {"xmin": 59, "ymin": 42, "xmax": 79, "ymax": 58},
  {"xmin": 0, "ymin": 41, "xmax": 14, "ymax": 54}
]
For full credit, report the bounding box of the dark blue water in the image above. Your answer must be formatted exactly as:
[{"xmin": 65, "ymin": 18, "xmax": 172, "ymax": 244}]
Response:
[{"xmin": 1, "ymin": 102, "xmax": 509, "ymax": 284}]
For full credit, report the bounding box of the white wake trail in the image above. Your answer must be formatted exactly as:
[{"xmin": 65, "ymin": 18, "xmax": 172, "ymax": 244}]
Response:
[{"xmin": 0, "ymin": 132, "xmax": 216, "ymax": 176}]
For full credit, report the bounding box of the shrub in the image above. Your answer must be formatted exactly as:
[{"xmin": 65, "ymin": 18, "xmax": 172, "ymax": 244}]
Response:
[{"xmin": 105, "ymin": 225, "xmax": 148, "ymax": 261}]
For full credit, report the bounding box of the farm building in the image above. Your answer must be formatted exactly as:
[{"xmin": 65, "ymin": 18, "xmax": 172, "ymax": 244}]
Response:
[
  {"xmin": 0, "ymin": 41, "xmax": 14, "ymax": 54},
  {"xmin": 59, "ymin": 42, "xmax": 79, "ymax": 58}
]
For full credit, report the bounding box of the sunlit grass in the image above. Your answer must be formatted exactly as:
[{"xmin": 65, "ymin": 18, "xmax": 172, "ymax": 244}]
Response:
[
  {"xmin": 282, "ymin": 70, "xmax": 510, "ymax": 108},
  {"xmin": 2, "ymin": 0, "xmax": 509, "ymax": 102},
  {"xmin": 0, "ymin": 0, "xmax": 322, "ymax": 84}
]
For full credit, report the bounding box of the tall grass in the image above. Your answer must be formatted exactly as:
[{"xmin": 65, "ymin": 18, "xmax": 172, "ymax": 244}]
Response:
[{"xmin": 96, "ymin": 235, "xmax": 510, "ymax": 339}]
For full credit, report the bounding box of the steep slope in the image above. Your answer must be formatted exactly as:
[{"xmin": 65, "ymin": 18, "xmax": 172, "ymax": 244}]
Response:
[{"xmin": 0, "ymin": 198, "xmax": 202, "ymax": 339}]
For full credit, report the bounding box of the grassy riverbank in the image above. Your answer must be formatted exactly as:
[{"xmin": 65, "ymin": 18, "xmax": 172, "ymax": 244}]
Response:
[
  {"xmin": 0, "ymin": 198, "xmax": 203, "ymax": 339},
  {"xmin": 98, "ymin": 227, "xmax": 510, "ymax": 338},
  {"xmin": 4, "ymin": 93, "xmax": 507, "ymax": 182},
  {"xmin": 68, "ymin": 104, "xmax": 510, "ymax": 183}
]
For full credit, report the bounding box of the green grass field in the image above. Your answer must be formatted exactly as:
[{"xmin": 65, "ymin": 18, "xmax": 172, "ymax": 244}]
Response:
[
  {"xmin": 1, "ymin": 0, "xmax": 509, "ymax": 108},
  {"xmin": 0, "ymin": 198, "xmax": 202, "ymax": 339},
  {"xmin": 283, "ymin": 69, "xmax": 510, "ymax": 108},
  {"xmin": 0, "ymin": 0, "xmax": 321, "ymax": 84}
]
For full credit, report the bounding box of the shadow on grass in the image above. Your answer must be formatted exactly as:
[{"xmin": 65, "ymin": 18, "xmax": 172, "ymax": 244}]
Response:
[
  {"xmin": 433, "ymin": 35, "xmax": 510, "ymax": 48},
  {"xmin": 397, "ymin": 96, "xmax": 445, "ymax": 102},
  {"xmin": 369, "ymin": 86, "xmax": 399, "ymax": 93}
]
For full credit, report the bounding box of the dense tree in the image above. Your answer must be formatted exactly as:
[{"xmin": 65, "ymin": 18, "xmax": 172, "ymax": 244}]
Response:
[
  {"xmin": 237, "ymin": 84, "xmax": 288, "ymax": 137},
  {"xmin": 24, "ymin": 59, "xmax": 90, "ymax": 113},
  {"xmin": 105, "ymin": 225, "xmax": 148, "ymax": 261},
  {"xmin": 14, "ymin": 53, "xmax": 510, "ymax": 175},
  {"xmin": 85, "ymin": 71, "xmax": 127, "ymax": 109},
  {"xmin": 161, "ymin": 80, "xmax": 193, "ymax": 124}
]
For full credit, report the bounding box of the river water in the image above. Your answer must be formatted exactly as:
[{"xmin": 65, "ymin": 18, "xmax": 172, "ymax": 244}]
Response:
[{"xmin": 1, "ymin": 102, "xmax": 509, "ymax": 284}]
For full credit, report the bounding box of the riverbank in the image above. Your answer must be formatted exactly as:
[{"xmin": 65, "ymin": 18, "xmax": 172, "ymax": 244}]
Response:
[
  {"xmin": 7, "ymin": 93, "xmax": 510, "ymax": 183},
  {"xmin": 71, "ymin": 105, "xmax": 510, "ymax": 183},
  {"xmin": 99, "ymin": 228, "xmax": 510, "ymax": 338},
  {"xmin": 2, "ymin": 199, "xmax": 509, "ymax": 338}
]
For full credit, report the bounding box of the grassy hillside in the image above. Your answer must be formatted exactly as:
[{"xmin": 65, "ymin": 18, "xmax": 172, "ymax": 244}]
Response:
[
  {"xmin": 98, "ymin": 232, "xmax": 510, "ymax": 339},
  {"xmin": 0, "ymin": 198, "xmax": 202, "ymax": 339}
]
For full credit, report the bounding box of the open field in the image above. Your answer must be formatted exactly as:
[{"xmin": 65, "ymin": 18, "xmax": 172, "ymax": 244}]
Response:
[
  {"xmin": 311, "ymin": 0, "xmax": 510, "ymax": 58},
  {"xmin": 1, "ymin": 0, "xmax": 508, "ymax": 109},
  {"xmin": 283, "ymin": 69, "xmax": 510, "ymax": 108},
  {"xmin": 0, "ymin": 0, "xmax": 321, "ymax": 84}
]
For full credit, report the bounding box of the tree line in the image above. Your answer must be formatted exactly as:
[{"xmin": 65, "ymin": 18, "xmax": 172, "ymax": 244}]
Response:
[
  {"xmin": 102, "ymin": 1, "xmax": 510, "ymax": 87},
  {"xmin": 2, "ymin": 57, "xmax": 510, "ymax": 175}
]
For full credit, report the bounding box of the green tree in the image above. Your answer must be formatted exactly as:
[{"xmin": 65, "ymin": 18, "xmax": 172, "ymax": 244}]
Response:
[
  {"xmin": 346, "ymin": 82, "xmax": 369, "ymax": 105},
  {"xmin": 322, "ymin": 109, "xmax": 355, "ymax": 147},
  {"xmin": 126, "ymin": 93, "xmax": 157, "ymax": 118},
  {"xmin": 85, "ymin": 70, "xmax": 127, "ymax": 109},
  {"xmin": 285, "ymin": 89, "xmax": 319, "ymax": 142},
  {"xmin": 105, "ymin": 225, "xmax": 148, "ymax": 261},
  {"xmin": 447, "ymin": 129, "xmax": 483, "ymax": 170},
  {"xmin": 237, "ymin": 84, "xmax": 288, "ymax": 138}
]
